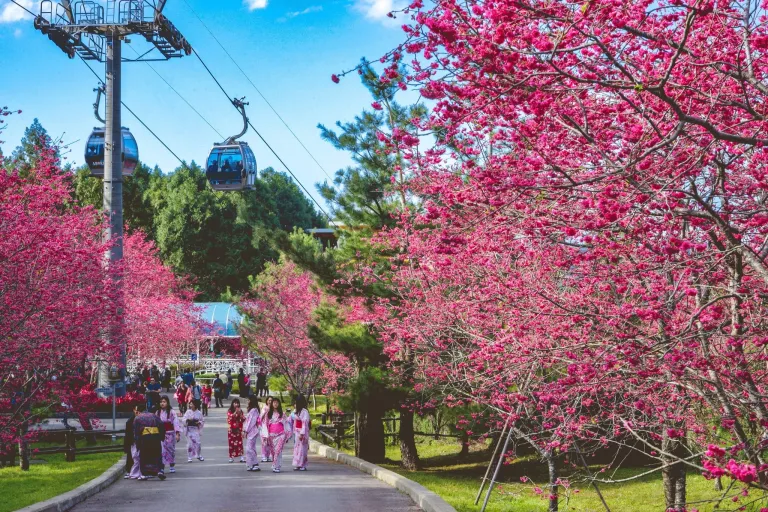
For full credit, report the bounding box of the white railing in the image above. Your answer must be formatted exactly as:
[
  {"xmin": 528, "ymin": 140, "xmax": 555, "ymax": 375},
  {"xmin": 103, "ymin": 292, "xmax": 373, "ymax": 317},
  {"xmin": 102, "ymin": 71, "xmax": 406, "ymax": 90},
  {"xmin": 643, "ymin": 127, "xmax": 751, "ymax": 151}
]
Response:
[{"xmin": 128, "ymin": 357, "xmax": 259, "ymax": 376}]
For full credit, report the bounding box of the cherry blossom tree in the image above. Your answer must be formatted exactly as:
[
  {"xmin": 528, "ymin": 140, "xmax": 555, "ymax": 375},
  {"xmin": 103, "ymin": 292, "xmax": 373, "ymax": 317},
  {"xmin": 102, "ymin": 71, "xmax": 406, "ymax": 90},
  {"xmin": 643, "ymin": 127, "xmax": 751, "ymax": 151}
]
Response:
[
  {"xmin": 335, "ymin": 0, "xmax": 768, "ymax": 509},
  {"xmin": 122, "ymin": 231, "xmax": 201, "ymax": 364},
  {"xmin": 0, "ymin": 144, "xmax": 115, "ymax": 469},
  {"xmin": 240, "ymin": 258, "xmax": 329, "ymax": 396}
]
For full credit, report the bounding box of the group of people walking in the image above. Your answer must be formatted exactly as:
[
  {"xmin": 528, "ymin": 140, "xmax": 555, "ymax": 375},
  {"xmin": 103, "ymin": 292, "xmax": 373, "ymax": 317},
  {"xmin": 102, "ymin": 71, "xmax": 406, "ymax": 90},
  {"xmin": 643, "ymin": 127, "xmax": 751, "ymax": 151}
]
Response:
[
  {"xmin": 133, "ymin": 365, "xmax": 271, "ymax": 413},
  {"xmin": 123, "ymin": 392, "xmax": 310, "ymax": 481},
  {"xmin": 226, "ymin": 395, "xmax": 310, "ymax": 472}
]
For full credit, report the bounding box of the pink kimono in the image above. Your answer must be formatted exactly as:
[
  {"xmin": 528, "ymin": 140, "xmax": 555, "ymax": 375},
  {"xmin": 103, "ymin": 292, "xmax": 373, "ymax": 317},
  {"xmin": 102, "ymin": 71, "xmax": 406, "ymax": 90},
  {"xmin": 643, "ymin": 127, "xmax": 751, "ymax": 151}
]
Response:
[
  {"xmin": 157, "ymin": 409, "xmax": 181, "ymax": 468},
  {"xmin": 129, "ymin": 445, "xmax": 142, "ymax": 479},
  {"xmin": 267, "ymin": 411, "xmax": 289, "ymax": 471},
  {"xmin": 183, "ymin": 409, "xmax": 205, "ymax": 460},
  {"xmin": 243, "ymin": 408, "xmax": 262, "ymax": 468},
  {"xmin": 292, "ymin": 408, "xmax": 310, "ymax": 470}
]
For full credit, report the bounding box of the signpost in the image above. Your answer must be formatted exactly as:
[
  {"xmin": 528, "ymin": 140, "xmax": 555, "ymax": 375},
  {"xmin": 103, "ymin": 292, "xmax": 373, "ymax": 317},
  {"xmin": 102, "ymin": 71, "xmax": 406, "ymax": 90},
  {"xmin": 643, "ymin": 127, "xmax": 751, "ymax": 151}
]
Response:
[{"xmin": 96, "ymin": 382, "xmax": 122, "ymax": 438}]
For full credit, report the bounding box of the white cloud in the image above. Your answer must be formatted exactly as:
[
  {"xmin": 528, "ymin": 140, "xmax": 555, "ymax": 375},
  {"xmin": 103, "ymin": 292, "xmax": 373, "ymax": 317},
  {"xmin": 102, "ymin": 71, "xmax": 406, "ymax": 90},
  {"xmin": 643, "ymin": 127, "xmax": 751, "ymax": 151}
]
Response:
[
  {"xmin": 0, "ymin": 0, "xmax": 34, "ymax": 23},
  {"xmin": 285, "ymin": 5, "xmax": 322, "ymax": 19},
  {"xmin": 277, "ymin": 5, "xmax": 322, "ymax": 22},
  {"xmin": 353, "ymin": 0, "xmax": 406, "ymax": 24},
  {"xmin": 244, "ymin": 0, "xmax": 267, "ymax": 10}
]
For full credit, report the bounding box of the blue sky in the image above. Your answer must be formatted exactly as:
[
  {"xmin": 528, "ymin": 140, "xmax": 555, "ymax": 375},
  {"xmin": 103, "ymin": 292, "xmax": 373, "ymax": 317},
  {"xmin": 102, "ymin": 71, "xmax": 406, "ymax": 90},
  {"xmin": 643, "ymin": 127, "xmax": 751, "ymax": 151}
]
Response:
[{"xmin": 0, "ymin": 0, "xmax": 411, "ymax": 208}]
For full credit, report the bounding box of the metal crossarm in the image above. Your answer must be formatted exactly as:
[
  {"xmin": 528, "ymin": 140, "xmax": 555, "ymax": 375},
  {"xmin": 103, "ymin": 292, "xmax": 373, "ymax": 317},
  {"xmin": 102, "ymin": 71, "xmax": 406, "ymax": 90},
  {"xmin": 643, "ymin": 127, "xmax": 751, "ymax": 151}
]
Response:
[{"xmin": 33, "ymin": 0, "xmax": 192, "ymax": 62}]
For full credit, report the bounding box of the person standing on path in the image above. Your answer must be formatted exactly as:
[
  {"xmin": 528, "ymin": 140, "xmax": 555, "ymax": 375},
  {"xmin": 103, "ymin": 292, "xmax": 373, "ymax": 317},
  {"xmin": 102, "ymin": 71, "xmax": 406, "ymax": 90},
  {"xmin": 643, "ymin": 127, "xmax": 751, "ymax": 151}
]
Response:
[
  {"xmin": 146, "ymin": 377, "xmax": 162, "ymax": 412},
  {"xmin": 186, "ymin": 379, "xmax": 203, "ymax": 411},
  {"xmin": 259, "ymin": 396, "xmax": 273, "ymax": 462},
  {"xmin": 237, "ymin": 368, "xmax": 249, "ymax": 399},
  {"xmin": 243, "ymin": 396, "xmax": 262, "ymax": 472},
  {"xmin": 213, "ymin": 375, "xmax": 224, "ymax": 408},
  {"xmin": 183, "ymin": 400, "xmax": 205, "ymax": 462},
  {"xmin": 123, "ymin": 406, "xmax": 138, "ymax": 479},
  {"xmin": 133, "ymin": 403, "xmax": 167, "ymax": 481},
  {"xmin": 176, "ymin": 382, "xmax": 189, "ymax": 415},
  {"xmin": 161, "ymin": 366, "xmax": 172, "ymax": 392},
  {"xmin": 258, "ymin": 370, "xmax": 267, "ymax": 397},
  {"xmin": 218, "ymin": 371, "xmax": 229, "ymax": 399},
  {"xmin": 157, "ymin": 396, "xmax": 181, "ymax": 474},
  {"xmin": 201, "ymin": 382, "xmax": 212, "ymax": 416},
  {"xmin": 291, "ymin": 395, "xmax": 310, "ymax": 471},
  {"xmin": 226, "ymin": 369, "xmax": 233, "ymax": 398},
  {"xmin": 227, "ymin": 399, "xmax": 246, "ymax": 463},
  {"xmin": 266, "ymin": 397, "xmax": 289, "ymax": 473}
]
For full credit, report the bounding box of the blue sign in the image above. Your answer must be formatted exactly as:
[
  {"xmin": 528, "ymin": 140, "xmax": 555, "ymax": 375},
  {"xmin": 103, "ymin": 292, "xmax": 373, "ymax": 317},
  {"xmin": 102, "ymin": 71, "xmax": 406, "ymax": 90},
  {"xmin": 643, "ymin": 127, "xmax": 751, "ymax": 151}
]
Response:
[
  {"xmin": 95, "ymin": 387, "xmax": 113, "ymax": 395},
  {"xmin": 190, "ymin": 353, "xmax": 198, "ymax": 361}
]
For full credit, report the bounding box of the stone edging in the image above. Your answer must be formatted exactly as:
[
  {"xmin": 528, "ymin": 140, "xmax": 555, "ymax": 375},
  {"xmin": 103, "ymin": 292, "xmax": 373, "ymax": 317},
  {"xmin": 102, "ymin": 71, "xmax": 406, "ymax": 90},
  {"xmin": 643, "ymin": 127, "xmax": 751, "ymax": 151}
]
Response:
[
  {"xmin": 309, "ymin": 439, "xmax": 456, "ymax": 512},
  {"xmin": 16, "ymin": 456, "xmax": 126, "ymax": 512}
]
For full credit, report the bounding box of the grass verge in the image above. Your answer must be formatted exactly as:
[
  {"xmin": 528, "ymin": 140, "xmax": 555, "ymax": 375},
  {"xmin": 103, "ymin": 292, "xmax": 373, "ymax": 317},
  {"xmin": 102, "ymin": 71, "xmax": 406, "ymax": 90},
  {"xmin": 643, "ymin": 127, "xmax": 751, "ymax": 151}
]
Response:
[
  {"xmin": 371, "ymin": 438, "xmax": 759, "ymax": 512},
  {"xmin": 0, "ymin": 441, "xmax": 121, "ymax": 512}
]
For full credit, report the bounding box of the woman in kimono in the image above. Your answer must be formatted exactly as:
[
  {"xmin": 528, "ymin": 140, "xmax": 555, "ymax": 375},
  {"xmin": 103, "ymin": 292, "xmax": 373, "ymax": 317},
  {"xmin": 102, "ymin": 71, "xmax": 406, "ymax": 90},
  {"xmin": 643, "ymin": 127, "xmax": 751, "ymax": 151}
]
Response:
[
  {"xmin": 243, "ymin": 396, "xmax": 262, "ymax": 472},
  {"xmin": 133, "ymin": 404, "xmax": 166, "ymax": 480},
  {"xmin": 259, "ymin": 396, "xmax": 274, "ymax": 462},
  {"xmin": 201, "ymin": 383, "xmax": 212, "ymax": 416},
  {"xmin": 183, "ymin": 400, "xmax": 205, "ymax": 462},
  {"xmin": 266, "ymin": 397, "xmax": 289, "ymax": 472},
  {"xmin": 125, "ymin": 405, "xmax": 141, "ymax": 479},
  {"xmin": 176, "ymin": 382, "xmax": 188, "ymax": 415},
  {"xmin": 227, "ymin": 399, "xmax": 246, "ymax": 463},
  {"xmin": 156, "ymin": 396, "xmax": 181, "ymax": 473},
  {"xmin": 291, "ymin": 395, "xmax": 310, "ymax": 471}
]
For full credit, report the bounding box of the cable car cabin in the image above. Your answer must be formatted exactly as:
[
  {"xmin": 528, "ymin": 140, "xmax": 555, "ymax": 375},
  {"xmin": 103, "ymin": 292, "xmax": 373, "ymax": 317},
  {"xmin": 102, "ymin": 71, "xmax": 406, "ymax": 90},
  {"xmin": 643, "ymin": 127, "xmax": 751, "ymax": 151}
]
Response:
[
  {"xmin": 206, "ymin": 142, "xmax": 257, "ymax": 191},
  {"xmin": 84, "ymin": 127, "xmax": 139, "ymax": 177}
]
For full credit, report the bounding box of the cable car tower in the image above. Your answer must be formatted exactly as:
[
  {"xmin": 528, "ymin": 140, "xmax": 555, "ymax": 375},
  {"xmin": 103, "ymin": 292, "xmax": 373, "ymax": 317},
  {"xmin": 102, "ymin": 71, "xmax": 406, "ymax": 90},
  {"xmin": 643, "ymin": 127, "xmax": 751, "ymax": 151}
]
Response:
[{"xmin": 32, "ymin": 0, "xmax": 192, "ymax": 395}]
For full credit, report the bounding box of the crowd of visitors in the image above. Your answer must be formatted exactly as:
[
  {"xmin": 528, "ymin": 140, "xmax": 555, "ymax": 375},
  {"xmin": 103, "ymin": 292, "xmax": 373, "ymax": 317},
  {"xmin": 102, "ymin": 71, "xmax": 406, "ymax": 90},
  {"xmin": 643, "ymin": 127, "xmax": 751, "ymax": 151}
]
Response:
[{"xmin": 124, "ymin": 364, "xmax": 308, "ymax": 481}]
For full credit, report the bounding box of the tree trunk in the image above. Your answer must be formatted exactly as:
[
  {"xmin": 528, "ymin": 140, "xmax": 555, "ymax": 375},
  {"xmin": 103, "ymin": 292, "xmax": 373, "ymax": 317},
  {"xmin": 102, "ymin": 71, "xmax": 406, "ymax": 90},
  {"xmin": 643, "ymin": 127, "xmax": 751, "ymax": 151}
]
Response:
[
  {"xmin": 18, "ymin": 420, "xmax": 29, "ymax": 471},
  {"xmin": 399, "ymin": 408, "xmax": 420, "ymax": 470},
  {"xmin": 661, "ymin": 429, "xmax": 687, "ymax": 512},
  {"xmin": 459, "ymin": 430, "xmax": 470, "ymax": 458},
  {"xmin": 357, "ymin": 410, "xmax": 385, "ymax": 463},
  {"xmin": 547, "ymin": 454, "xmax": 559, "ymax": 512},
  {"xmin": 78, "ymin": 413, "xmax": 98, "ymax": 445}
]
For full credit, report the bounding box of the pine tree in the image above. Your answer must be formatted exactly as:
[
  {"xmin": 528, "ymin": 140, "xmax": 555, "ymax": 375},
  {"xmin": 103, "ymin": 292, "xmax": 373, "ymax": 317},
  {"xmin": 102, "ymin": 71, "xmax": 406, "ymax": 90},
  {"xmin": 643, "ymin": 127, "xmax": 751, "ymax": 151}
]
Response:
[
  {"xmin": 317, "ymin": 60, "xmax": 426, "ymax": 230},
  {"xmin": 280, "ymin": 64, "xmax": 426, "ymax": 467},
  {"xmin": 9, "ymin": 119, "xmax": 57, "ymax": 174}
]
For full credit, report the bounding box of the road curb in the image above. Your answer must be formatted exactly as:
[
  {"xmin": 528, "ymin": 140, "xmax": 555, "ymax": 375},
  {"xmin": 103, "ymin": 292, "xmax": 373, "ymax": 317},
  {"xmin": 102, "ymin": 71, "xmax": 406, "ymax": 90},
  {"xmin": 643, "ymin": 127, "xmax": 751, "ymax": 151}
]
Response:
[
  {"xmin": 16, "ymin": 456, "xmax": 126, "ymax": 512},
  {"xmin": 309, "ymin": 439, "xmax": 456, "ymax": 512}
]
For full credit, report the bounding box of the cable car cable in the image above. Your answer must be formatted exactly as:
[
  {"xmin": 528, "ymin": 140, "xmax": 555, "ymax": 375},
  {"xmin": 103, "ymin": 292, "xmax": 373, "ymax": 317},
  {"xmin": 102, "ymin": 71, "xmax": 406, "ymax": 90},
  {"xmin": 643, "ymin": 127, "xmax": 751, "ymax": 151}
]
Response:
[
  {"xmin": 246, "ymin": 117, "xmax": 337, "ymax": 228},
  {"xmin": 179, "ymin": 0, "xmax": 334, "ymax": 182},
  {"xmin": 20, "ymin": 0, "xmax": 333, "ymax": 224},
  {"xmin": 192, "ymin": 48, "xmax": 337, "ymax": 226},
  {"xmin": 79, "ymin": 55, "xmax": 187, "ymax": 167},
  {"xmin": 8, "ymin": 0, "xmax": 34, "ymax": 17},
  {"xmin": 125, "ymin": 43, "xmax": 224, "ymax": 139},
  {"xmin": 11, "ymin": 0, "xmax": 186, "ymax": 169}
]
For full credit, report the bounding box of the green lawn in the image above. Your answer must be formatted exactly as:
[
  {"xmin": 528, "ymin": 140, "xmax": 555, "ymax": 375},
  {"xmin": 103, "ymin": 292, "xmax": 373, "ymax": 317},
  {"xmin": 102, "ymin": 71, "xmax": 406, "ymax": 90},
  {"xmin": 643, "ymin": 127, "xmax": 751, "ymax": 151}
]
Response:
[
  {"xmin": 0, "ymin": 441, "xmax": 121, "ymax": 512},
  {"xmin": 375, "ymin": 438, "xmax": 763, "ymax": 512}
]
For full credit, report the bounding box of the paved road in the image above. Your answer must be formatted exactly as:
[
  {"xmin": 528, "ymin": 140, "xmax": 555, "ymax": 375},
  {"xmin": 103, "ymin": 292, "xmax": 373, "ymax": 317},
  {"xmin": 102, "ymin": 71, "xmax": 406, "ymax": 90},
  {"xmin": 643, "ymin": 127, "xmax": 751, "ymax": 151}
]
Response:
[{"xmin": 72, "ymin": 398, "xmax": 420, "ymax": 512}]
